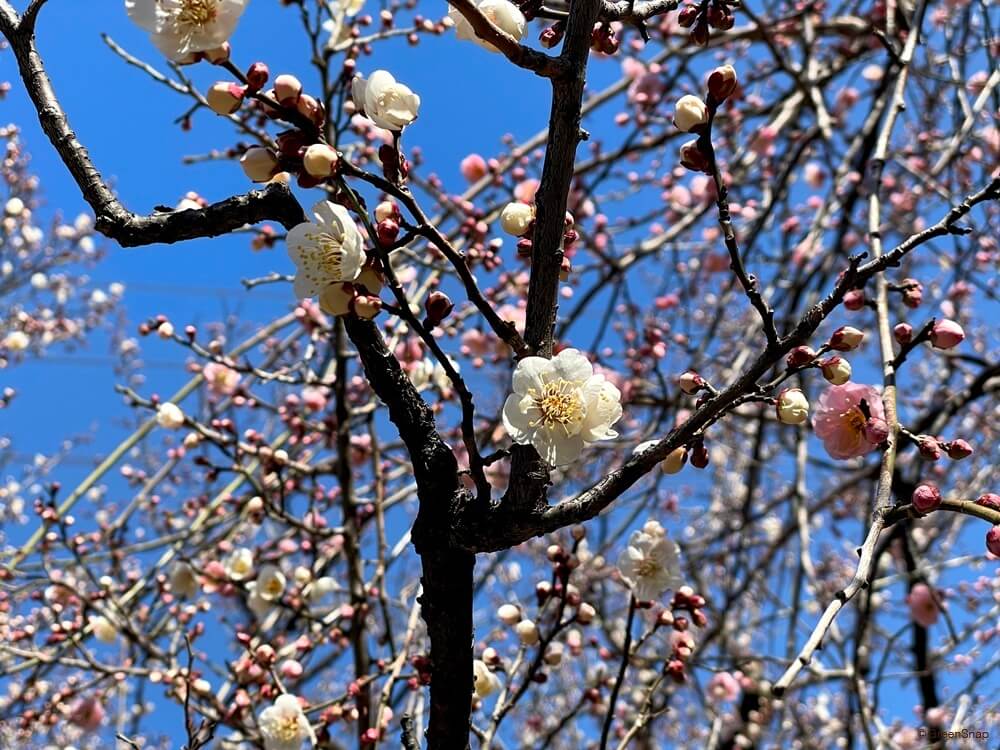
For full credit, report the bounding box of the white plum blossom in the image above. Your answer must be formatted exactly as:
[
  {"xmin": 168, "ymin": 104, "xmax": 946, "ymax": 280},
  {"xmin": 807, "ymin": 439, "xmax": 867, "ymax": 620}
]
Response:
[
  {"xmin": 449, "ymin": 0, "xmax": 527, "ymax": 52},
  {"xmin": 286, "ymin": 201, "xmax": 366, "ymax": 299},
  {"xmin": 224, "ymin": 547, "xmax": 254, "ymax": 581},
  {"xmin": 352, "ymin": 71, "xmax": 421, "ymax": 131},
  {"xmin": 473, "ymin": 659, "xmax": 501, "ymax": 698},
  {"xmin": 169, "ymin": 562, "xmax": 199, "ymax": 598},
  {"xmin": 258, "ymin": 694, "xmax": 316, "ymax": 750},
  {"xmin": 322, "ymin": 0, "xmax": 365, "ymax": 50},
  {"xmin": 502, "ymin": 348, "xmax": 622, "ymax": 466},
  {"xmin": 616, "ymin": 520, "xmax": 681, "ymax": 602},
  {"xmin": 155, "ymin": 402, "xmax": 185, "ymax": 430},
  {"xmin": 255, "ymin": 564, "xmax": 287, "ymax": 602},
  {"xmin": 125, "ymin": 0, "xmax": 249, "ymax": 61},
  {"xmin": 89, "ymin": 615, "xmax": 119, "ymax": 644}
]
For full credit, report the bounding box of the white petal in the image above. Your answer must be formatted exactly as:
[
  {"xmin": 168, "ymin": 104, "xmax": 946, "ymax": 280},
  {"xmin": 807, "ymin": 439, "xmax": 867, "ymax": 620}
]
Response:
[
  {"xmin": 533, "ymin": 429, "xmax": 584, "ymax": 466},
  {"xmin": 511, "ymin": 356, "xmax": 552, "ymax": 395},
  {"xmin": 125, "ymin": 0, "xmax": 160, "ymax": 31},
  {"xmin": 550, "ymin": 348, "xmax": 593, "ymax": 384},
  {"xmin": 293, "ymin": 273, "xmax": 320, "ymax": 299},
  {"xmin": 502, "ymin": 394, "xmax": 534, "ymax": 443},
  {"xmin": 351, "ymin": 76, "xmax": 369, "ymax": 114}
]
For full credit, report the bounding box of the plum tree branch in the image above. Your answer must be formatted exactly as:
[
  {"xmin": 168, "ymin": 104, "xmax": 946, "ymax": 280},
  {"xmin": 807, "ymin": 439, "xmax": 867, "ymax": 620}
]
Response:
[{"xmin": 0, "ymin": 6, "xmax": 308, "ymax": 243}]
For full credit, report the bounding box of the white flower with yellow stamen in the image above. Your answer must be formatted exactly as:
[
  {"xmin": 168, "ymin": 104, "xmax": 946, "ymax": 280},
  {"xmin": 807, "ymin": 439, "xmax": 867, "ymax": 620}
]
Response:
[
  {"xmin": 258, "ymin": 694, "xmax": 316, "ymax": 750},
  {"xmin": 502, "ymin": 348, "xmax": 622, "ymax": 466},
  {"xmin": 255, "ymin": 564, "xmax": 286, "ymax": 602},
  {"xmin": 616, "ymin": 520, "xmax": 680, "ymax": 602},
  {"xmin": 286, "ymin": 201, "xmax": 366, "ymax": 299},
  {"xmin": 126, "ymin": 0, "xmax": 249, "ymax": 61}
]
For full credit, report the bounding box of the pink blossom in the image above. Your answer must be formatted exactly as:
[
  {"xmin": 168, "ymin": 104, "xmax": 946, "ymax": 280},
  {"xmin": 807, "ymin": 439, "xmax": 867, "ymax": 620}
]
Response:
[
  {"xmin": 68, "ymin": 696, "xmax": 105, "ymax": 731},
  {"xmin": 907, "ymin": 583, "xmax": 940, "ymax": 627},
  {"xmin": 301, "ymin": 386, "xmax": 328, "ymax": 412},
  {"xmin": 706, "ymin": 672, "xmax": 740, "ymax": 703},
  {"xmin": 514, "ymin": 179, "xmax": 539, "ymax": 203},
  {"xmin": 811, "ymin": 382, "xmax": 885, "ymax": 459},
  {"xmin": 460, "ymin": 154, "xmax": 488, "ymax": 182},
  {"xmin": 203, "ymin": 362, "xmax": 241, "ymax": 396}
]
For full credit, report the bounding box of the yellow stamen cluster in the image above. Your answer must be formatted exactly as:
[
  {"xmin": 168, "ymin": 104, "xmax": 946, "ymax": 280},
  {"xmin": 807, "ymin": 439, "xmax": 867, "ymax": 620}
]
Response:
[
  {"xmin": 529, "ymin": 380, "xmax": 584, "ymax": 432},
  {"xmin": 178, "ymin": 0, "xmax": 218, "ymax": 28}
]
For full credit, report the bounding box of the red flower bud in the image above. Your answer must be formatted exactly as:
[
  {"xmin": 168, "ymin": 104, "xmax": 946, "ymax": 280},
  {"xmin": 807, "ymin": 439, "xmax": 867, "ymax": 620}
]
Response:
[
  {"xmin": 917, "ymin": 436, "xmax": 942, "ymax": 461},
  {"xmin": 893, "ymin": 322, "xmax": 913, "ymax": 345},
  {"xmin": 677, "ymin": 5, "xmax": 699, "ymax": 27},
  {"xmin": 376, "ymin": 219, "xmax": 400, "ymax": 245},
  {"xmin": 985, "ymin": 526, "xmax": 1000, "ymax": 557},
  {"xmin": 843, "ymin": 289, "xmax": 865, "ymax": 310},
  {"xmin": 423, "ymin": 291, "xmax": 454, "ymax": 328},
  {"xmin": 975, "ymin": 493, "xmax": 1000, "ymax": 510},
  {"xmin": 786, "ymin": 345, "xmax": 816, "ymax": 369},
  {"xmin": 945, "ymin": 439, "xmax": 972, "ymax": 460},
  {"xmin": 246, "ymin": 62, "xmax": 270, "ymax": 92},
  {"xmin": 707, "ymin": 64, "xmax": 738, "ymax": 102},
  {"xmin": 911, "ymin": 484, "xmax": 941, "ymax": 514}
]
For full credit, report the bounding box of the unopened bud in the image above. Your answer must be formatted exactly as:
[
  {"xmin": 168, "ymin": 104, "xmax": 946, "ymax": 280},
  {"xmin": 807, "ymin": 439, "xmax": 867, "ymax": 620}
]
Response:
[
  {"xmin": 893, "ymin": 323, "xmax": 913, "ymax": 345},
  {"xmin": 678, "ymin": 370, "xmax": 705, "ymax": 394},
  {"xmin": 820, "ymin": 356, "xmax": 851, "ymax": 385},
  {"xmin": 376, "ymin": 219, "xmax": 400, "ymax": 245},
  {"xmin": 240, "ymin": 147, "xmax": 280, "ymax": 182},
  {"xmin": 930, "ymin": 319, "xmax": 964, "ymax": 350},
  {"xmin": 302, "ymin": 143, "xmax": 339, "ymax": 178},
  {"xmin": 707, "ymin": 64, "xmax": 738, "ymax": 102},
  {"xmin": 945, "ymin": 439, "xmax": 972, "ymax": 460},
  {"xmin": 829, "ymin": 325, "xmax": 864, "ymax": 351},
  {"xmin": 274, "ymin": 74, "xmax": 303, "ymax": 106},
  {"xmin": 776, "ymin": 388, "xmax": 809, "ymax": 425},
  {"xmin": 786, "ymin": 346, "xmax": 816, "ymax": 369},
  {"xmin": 911, "ymin": 484, "xmax": 941, "ymax": 514},
  {"xmin": 246, "ymin": 62, "xmax": 270, "ymax": 92},
  {"xmin": 424, "ymin": 291, "xmax": 454, "ymax": 328},
  {"xmin": 679, "ymin": 139, "xmax": 710, "ymax": 173},
  {"xmin": 206, "ymin": 82, "xmax": 245, "ymax": 115},
  {"xmin": 661, "ymin": 447, "xmax": 687, "ymax": 475}
]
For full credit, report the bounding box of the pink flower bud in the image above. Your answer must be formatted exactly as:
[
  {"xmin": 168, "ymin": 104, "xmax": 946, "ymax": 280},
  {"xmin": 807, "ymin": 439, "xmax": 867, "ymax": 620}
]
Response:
[
  {"xmin": 460, "ymin": 154, "xmax": 488, "ymax": 182},
  {"xmin": 274, "ymin": 74, "xmax": 303, "ymax": 106},
  {"xmin": 374, "ymin": 201, "xmax": 398, "ymax": 223},
  {"xmin": 206, "ymin": 82, "xmax": 245, "ymax": 115},
  {"xmin": 376, "ymin": 219, "xmax": 400, "ymax": 245},
  {"xmin": 820, "ymin": 356, "xmax": 852, "ymax": 385},
  {"xmin": 843, "ymin": 289, "xmax": 865, "ymax": 310},
  {"xmin": 911, "ymin": 484, "xmax": 941, "ymax": 514},
  {"xmin": 424, "ymin": 291, "xmax": 454, "ymax": 327},
  {"xmin": 930, "ymin": 319, "xmax": 964, "ymax": 350},
  {"xmin": 786, "ymin": 346, "xmax": 816, "ymax": 369},
  {"xmin": 679, "ymin": 139, "xmax": 710, "ymax": 173},
  {"xmin": 240, "ymin": 147, "xmax": 279, "ymax": 183},
  {"xmin": 707, "ymin": 64, "xmax": 738, "ymax": 102},
  {"xmin": 864, "ymin": 417, "xmax": 889, "ymax": 444},
  {"xmin": 893, "ymin": 322, "xmax": 913, "ymax": 344},
  {"xmin": 975, "ymin": 493, "xmax": 1000, "ymax": 510},
  {"xmin": 945, "ymin": 439, "xmax": 972, "ymax": 460},
  {"xmin": 678, "ymin": 370, "xmax": 705, "ymax": 395},
  {"xmin": 246, "ymin": 62, "xmax": 270, "ymax": 92},
  {"xmin": 677, "ymin": 5, "xmax": 699, "ymax": 27},
  {"xmin": 302, "ymin": 143, "xmax": 339, "ymax": 178},
  {"xmin": 901, "ymin": 278, "xmax": 923, "ymax": 308},
  {"xmin": 917, "ymin": 436, "xmax": 942, "ymax": 461},
  {"xmin": 986, "ymin": 526, "xmax": 1000, "ymax": 557},
  {"xmin": 829, "ymin": 325, "xmax": 864, "ymax": 351},
  {"xmin": 296, "ymin": 94, "xmax": 325, "ymax": 127}
]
